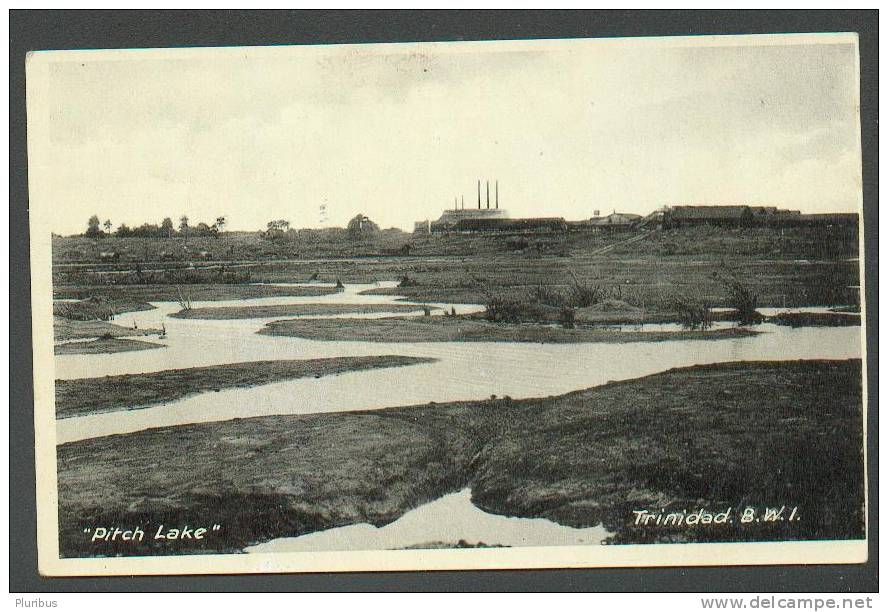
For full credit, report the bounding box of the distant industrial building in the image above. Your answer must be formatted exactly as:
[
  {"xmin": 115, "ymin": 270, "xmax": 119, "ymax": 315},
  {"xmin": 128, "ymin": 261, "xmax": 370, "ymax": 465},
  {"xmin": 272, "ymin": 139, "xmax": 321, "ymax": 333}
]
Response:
[
  {"xmin": 415, "ymin": 180, "xmax": 568, "ymax": 234},
  {"xmin": 414, "ymin": 191, "xmax": 855, "ymax": 235}
]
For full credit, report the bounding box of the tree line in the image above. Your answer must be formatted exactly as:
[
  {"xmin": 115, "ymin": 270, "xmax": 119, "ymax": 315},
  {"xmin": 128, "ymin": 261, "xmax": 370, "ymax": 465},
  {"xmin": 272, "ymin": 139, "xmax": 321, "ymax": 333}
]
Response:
[
  {"xmin": 260, "ymin": 214, "xmax": 380, "ymax": 241},
  {"xmin": 84, "ymin": 212, "xmax": 383, "ymax": 240},
  {"xmin": 84, "ymin": 215, "xmax": 227, "ymax": 238}
]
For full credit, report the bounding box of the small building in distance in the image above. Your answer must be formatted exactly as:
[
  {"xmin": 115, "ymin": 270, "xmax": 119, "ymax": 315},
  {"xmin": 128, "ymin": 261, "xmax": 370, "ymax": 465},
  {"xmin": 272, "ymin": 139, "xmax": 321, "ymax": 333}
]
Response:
[
  {"xmin": 592, "ymin": 211, "xmax": 643, "ymax": 226},
  {"xmin": 567, "ymin": 211, "xmax": 643, "ymax": 232}
]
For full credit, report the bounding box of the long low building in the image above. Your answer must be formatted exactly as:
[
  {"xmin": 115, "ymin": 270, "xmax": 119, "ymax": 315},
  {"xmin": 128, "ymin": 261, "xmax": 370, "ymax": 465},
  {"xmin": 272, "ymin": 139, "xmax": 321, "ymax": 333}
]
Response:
[
  {"xmin": 450, "ymin": 216, "xmax": 568, "ymax": 233},
  {"xmin": 663, "ymin": 205, "xmax": 854, "ymax": 228},
  {"xmin": 567, "ymin": 212, "xmax": 643, "ymax": 231}
]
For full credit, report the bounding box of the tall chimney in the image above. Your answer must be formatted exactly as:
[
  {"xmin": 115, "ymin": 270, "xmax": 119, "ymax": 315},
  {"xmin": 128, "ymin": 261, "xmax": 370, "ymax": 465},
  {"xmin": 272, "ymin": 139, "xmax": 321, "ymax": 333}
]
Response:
[
  {"xmin": 486, "ymin": 181, "xmax": 490, "ymax": 209},
  {"xmin": 477, "ymin": 180, "xmax": 481, "ymax": 209},
  {"xmin": 461, "ymin": 195, "xmax": 464, "ymax": 210},
  {"xmin": 496, "ymin": 180, "xmax": 499, "ymax": 210}
]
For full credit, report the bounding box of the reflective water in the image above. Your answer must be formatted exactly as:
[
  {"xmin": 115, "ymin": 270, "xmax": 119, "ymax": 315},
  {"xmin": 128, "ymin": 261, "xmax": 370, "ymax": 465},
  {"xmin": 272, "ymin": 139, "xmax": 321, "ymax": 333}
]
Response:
[
  {"xmin": 55, "ymin": 283, "xmax": 862, "ymax": 444},
  {"xmin": 244, "ymin": 488, "xmax": 612, "ymax": 553}
]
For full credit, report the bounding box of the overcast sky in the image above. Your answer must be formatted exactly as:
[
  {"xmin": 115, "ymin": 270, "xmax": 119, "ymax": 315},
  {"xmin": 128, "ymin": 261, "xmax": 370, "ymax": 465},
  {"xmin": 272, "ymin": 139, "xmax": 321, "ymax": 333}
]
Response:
[{"xmin": 34, "ymin": 35, "xmax": 861, "ymax": 234}]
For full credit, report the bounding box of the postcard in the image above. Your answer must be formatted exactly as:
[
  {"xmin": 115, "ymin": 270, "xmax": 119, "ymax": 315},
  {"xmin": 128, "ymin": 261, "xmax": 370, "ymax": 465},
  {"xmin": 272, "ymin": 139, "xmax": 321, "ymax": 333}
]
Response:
[{"xmin": 26, "ymin": 32, "xmax": 867, "ymax": 576}]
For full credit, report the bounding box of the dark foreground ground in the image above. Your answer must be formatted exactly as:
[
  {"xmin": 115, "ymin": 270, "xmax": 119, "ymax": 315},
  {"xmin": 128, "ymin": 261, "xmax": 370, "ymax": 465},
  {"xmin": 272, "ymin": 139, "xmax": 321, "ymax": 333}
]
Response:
[
  {"xmin": 56, "ymin": 356, "xmax": 435, "ymax": 419},
  {"xmin": 53, "ymin": 283, "xmax": 340, "ymax": 302},
  {"xmin": 54, "ymin": 337, "xmax": 164, "ymax": 356},
  {"xmin": 53, "ymin": 318, "xmax": 163, "ymax": 341},
  {"xmin": 57, "ymin": 359, "xmax": 864, "ymax": 557}
]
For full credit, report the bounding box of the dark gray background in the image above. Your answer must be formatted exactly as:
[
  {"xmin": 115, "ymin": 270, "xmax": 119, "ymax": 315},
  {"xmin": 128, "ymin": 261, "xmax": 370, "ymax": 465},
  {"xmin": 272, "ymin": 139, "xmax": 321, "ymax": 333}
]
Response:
[{"xmin": 9, "ymin": 10, "xmax": 879, "ymax": 593}]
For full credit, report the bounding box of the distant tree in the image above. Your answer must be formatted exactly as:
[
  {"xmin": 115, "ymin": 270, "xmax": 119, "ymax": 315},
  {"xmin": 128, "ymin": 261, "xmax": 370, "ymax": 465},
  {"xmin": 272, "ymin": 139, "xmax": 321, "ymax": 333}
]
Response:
[
  {"xmin": 214, "ymin": 216, "xmax": 227, "ymax": 233},
  {"xmin": 85, "ymin": 215, "xmax": 102, "ymax": 238},
  {"xmin": 179, "ymin": 215, "xmax": 190, "ymax": 236},
  {"xmin": 103, "ymin": 219, "xmax": 112, "ymax": 235},
  {"xmin": 161, "ymin": 217, "xmax": 175, "ymax": 238},
  {"xmin": 115, "ymin": 223, "xmax": 133, "ymax": 238},
  {"xmin": 262, "ymin": 219, "xmax": 291, "ymax": 240},
  {"xmin": 347, "ymin": 214, "xmax": 379, "ymax": 239},
  {"xmin": 132, "ymin": 223, "xmax": 161, "ymax": 238}
]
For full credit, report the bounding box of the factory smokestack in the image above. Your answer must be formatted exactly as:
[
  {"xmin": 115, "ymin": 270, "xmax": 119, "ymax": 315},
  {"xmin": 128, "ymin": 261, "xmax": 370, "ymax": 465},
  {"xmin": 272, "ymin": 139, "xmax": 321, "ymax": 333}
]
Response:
[
  {"xmin": 477, "ymin": 180, "xmax": 481, "ymax": 209},
  {"xmin": 496, "ymin": 180, "xmax": 499, "ymax": 209},
  {"xmin": 486, "ymin": 181, "xmax": 490, "ymax": 209},
  {"xmin": 461, "ymin": 195, "xmax": 464, "ymax": 210}
]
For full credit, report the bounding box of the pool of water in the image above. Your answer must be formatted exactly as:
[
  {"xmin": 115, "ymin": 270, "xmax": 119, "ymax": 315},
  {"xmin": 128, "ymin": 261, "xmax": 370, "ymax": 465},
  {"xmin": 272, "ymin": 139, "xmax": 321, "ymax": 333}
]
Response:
[{"xmin": 244, "ymin": 488, "xmax": 612, "ymax": 553}]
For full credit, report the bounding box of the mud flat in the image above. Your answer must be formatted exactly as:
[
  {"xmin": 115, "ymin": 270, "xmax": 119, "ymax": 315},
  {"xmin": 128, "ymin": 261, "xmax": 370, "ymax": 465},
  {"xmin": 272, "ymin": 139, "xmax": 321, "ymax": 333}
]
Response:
[
  {"xmin": 170, "ymin": 303, "xmax": 439, "ymax": 319},
  {"xmin": 55, "ymin": 356, "xmax": 436, "ymax": 419},
  {"xmin": 55, "ymin": 337, "xmax": 165, "ymax": 355},
  {"xmin": 53, "ymin": 298, "xmax": 156, "ymax": 319},
  {"xmin": 259, "ymin": 315, "xmax": 761, "ymax": 343},
  {"xmin": 766, "ymin": 312, "xmax": 862, "ymax": 327},
  {"xmin": 56, "ymin": 359, "xmax": 862, "ymax": 557},
  {"xmin": 53, "ymin": 283, "xmax": 340, "ymax": 302},
  {"xmin": 54, "ymin": 317, "xmax": 163, "ymax": 341}
]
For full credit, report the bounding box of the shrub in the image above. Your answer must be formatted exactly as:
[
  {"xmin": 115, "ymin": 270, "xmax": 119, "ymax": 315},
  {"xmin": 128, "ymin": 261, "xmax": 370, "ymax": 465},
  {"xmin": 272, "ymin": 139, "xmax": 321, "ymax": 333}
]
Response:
[
  {"xmin": 671, "ymin": 296, "xmax": 712, "ymax": 330},
  {"xmin": 175, "ymin": 286, "xmax": 192, "ymax": 312},
  {"xmin": 484, "ymin": 295, "xmax": 546, "ymax": 323},
  {"xmin": 565, "ymin": 271, "xmax": 603, "ymax": 308},
  {"xmin": 718, "ymin": 273, "xmax": 761, "ymax": 325},
  {"xmin": 398, "ymin": 274, "xmax": 418, "ymax": 287},
  {"xmin": 530, "ymin": 283, "xmax": 566, "ymax": 308}
]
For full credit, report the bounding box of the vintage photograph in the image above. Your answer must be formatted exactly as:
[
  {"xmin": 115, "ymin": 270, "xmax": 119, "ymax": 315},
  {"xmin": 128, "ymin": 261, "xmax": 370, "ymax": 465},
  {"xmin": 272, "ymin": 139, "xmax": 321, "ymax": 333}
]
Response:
[{"xmin": 26, "ymin": 33, "xmax": 866, "ymax": 575}]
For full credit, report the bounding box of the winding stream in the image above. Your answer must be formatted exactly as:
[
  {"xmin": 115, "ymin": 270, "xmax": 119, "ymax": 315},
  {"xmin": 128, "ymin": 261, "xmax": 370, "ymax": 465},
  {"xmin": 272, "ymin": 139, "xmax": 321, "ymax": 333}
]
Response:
[{"xmin": 55, "ymin": 282, "xmax": 862, "ymax": 445}]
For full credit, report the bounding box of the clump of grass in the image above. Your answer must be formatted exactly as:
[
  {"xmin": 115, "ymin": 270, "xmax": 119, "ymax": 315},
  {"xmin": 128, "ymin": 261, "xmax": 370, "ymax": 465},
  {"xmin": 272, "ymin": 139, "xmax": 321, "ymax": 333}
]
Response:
[
  {"xmin": 566, "ymin": 271, "xmax": 603, "ymax": 308},
  {"xmin": 484, "ymin": 295, "xmax": 545, "ymax": 323},
  {"xmin": 398, "ymin": 274, "xmax": 418, "ymax": 287},
  {"xmin": 53, "ymin": 298, "xmax": 115, "ymax": 321},
  {"xmin": 559, "ymin": 307, "xmax": 576, "ymax": 329},
  {"xmin": 175, "ymin": 286, "xmax": 192, "ymax": 312},
  {"xmin": 530, "ymin": 283, "xmax": 566, "ymax": 308},
  {"xmin": 715, "ymin": 271, "xmax": 762, "ymax": 325},
  {"xmin": 530, "ymin": 271, "xmax": 605, "ymax": 310},
  {"xmin": 671, "ymin": 296, "xmax": 713, "ymax": 330}
]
